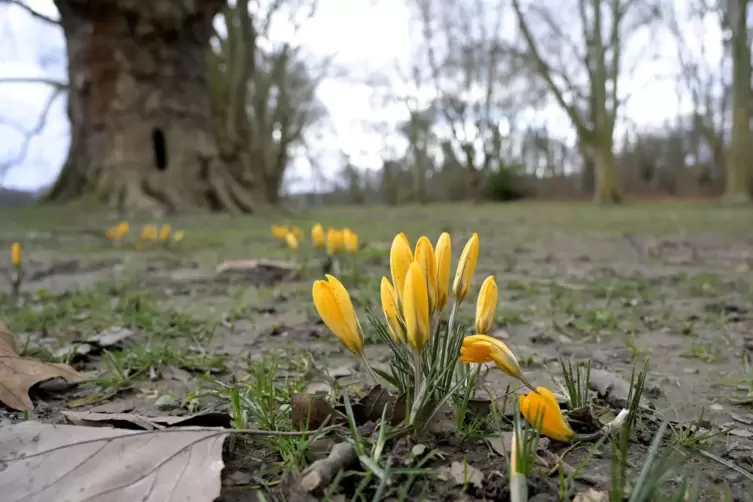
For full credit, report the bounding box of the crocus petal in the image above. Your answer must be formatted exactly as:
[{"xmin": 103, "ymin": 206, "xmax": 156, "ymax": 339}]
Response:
[
  {"xmin": 414, "ymin": 236, "xmax": 438, "ymax": 313},
  {"xmin": 434, "ymin": 232, "xmax": 452, "ymax": 312},
  {"xmin": 452, "ymin": 233, "xmax": 479, "ymax": 303},
  {"xmin": 459, "ymin": 334, "xmax": 523, "ymax": 380},
  {"xmin": 380, "ymin": 276, "xmax": 404, "ymax": 343},
  {"xmin": 312, "ymin": 277, "xmax": 362, "ymax": 354},
  {"xmin": 519, "ymin": 387, "xmax": 574, "ymax": 442},
  {"xmin": 10, "ymin": 242, "xmax": 21, "ymax": 267},
  {"xmin": 403, "ymin": 261, "xmax": 430, "ymax": 351},
  {"xmin": 389, "ymin": 233, "xmax": 413, "ymax": 306},
  {"xmin": 286, "ymin": 233, "xmax": 299, "ymax": 249},
  {"xmin": 475, "ymin": 276, "xmax": 498, "ymax": 334}
]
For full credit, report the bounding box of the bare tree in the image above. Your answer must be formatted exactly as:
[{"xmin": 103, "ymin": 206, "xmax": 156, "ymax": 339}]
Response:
[
  {"xmin": 413, "ymin": 0, "xmax": 538, "ymax": 201},
  {"xmin": 721, "ymin": 0, "xmax": 751, "ymax": 202},
  {"xmin": 512, "ymin": 0, "xmax": 662, "ymax": 203}
]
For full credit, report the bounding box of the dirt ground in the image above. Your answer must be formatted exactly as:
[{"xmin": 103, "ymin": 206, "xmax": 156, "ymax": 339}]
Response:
[{"xmin": 1, "ymin": 202, "xmax": 753, "ymax": 501}]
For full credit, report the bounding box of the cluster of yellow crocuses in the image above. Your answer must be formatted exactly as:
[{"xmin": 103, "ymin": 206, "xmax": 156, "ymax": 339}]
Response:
[
  {"xmin": 313, "ymin": 231, "xmax": 574, "ymax": 442},
  {"xmin": 273, "ymin": 223, "xmax": 359, "ymax": 256},
  {"xmin": 104, "ymin": 222, "xmax": 184, "ymax": 247}
]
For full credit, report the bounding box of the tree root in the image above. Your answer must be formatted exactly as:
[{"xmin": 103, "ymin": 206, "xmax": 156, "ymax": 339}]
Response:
[{"xmin": 298, "ymin": 441, "xmax": 358, "ymax": 493}]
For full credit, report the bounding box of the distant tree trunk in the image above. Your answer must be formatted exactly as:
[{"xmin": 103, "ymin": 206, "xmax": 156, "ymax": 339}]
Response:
[
  {"xmin": 724, "ymin": 0, "xmax": 752, "ymax": 203},
  {"xmin": 47, "ymin": 0, "xmax": 255, "ymax": 214},
  {"xmin": 586, "ymin": 142, "xmax": 621, "ymax": 203}
]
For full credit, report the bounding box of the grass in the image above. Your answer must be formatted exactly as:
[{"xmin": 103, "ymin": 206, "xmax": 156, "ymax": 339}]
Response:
[{"xmin": 1, "ymin": 201, "xmax": 753, "ymax": 500}]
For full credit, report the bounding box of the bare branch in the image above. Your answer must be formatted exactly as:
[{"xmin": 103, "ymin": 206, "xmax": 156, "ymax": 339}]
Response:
[{"xmin": 0, "ymin": 77, "xmax": 68, "ymax": 89}]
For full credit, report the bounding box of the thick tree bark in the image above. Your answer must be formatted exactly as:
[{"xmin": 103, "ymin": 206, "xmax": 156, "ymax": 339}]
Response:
[
  {"xmin": 586, "ymin": 143, "xmax": 621, "ymax": 204},
  {"xmin": 47, "ymin": 0, "xmax": 255, "ymax": 214}
]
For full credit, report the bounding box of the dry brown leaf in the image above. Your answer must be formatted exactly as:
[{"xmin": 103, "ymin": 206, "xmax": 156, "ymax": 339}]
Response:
[
  {"xmin": 439, "ymin": 461, "xmax": 484, "ymax": 490},
  {"xmin": 215, "ymin": 259, "xmax": 294, "ymax": 274},
  {"xmin": 573, "ymin": 488, "xmax": 609, "ymax": 502},
  {"xmin": 291, "ymin": 393, "xmax": 345, "ymax": 429},
  {"xmin": 0, "ymin": 321, "xmax": 87, "ymax": 411},
  {"xmin": 0, "ymin": 420, "xmax": 227, "ymax": 502},
  {"xmin": 61, "ymin": 410, "xmax": 232, "ymax": 430}
]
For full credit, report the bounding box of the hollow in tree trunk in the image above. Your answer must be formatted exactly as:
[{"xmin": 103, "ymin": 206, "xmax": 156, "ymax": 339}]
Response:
[{"xmin": 47, "ymin": 0, "xmax": 255, "ymax": 214}]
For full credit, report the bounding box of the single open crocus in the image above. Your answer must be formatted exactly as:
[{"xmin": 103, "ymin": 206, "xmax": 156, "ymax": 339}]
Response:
[
  {"xmin": 311, "ymin": 224, "xmax": 325, "ymax": 249},
  {"xmin": 459, "ymin": 334, "xmax": 535, "ymax": 391},
  {"xmin": 380, "ymin": 277, "xmax": 404, "ymax": 343},
  {"xmin": 390, "ymin": 233, "xmax": 413, "ymax": 307},
  {"xmin": 286, "ymin": 232, "xmax": 299, "ymax": 250},
  {"xmin": 344, "ymin": 228, "xmax": 359, "ymax": 254},
  {"xmin": 403, "ymin": 261, "xmax": 430, "ymax": 352},
  {"xmin": 519, "ymin": 387, "xmax": 575, "ymax": 442},
  {"xmin": 312, "ymin": 274, "xmax": 363, "ymax": 355},
  {"xmin": 475, "ymin": 275, "xmax": 498, "ymax": 335},
  {"xmin": 414, "ymin": 236, "xmax": 438, "ymax": 313},
  {"xmin": 434, "ymin": 232, "xmax": 451, "ymax": 312},
  {"xmin": 10, "ymin": 242, "xmax": 21, "ymax": 268},
  {"xmin": 452, "ymin": 233, "xmax": 479, "ymax": 303},
  {"xmin": 173, "ymin": 230, "xmax": 185, "ymax": 243}
]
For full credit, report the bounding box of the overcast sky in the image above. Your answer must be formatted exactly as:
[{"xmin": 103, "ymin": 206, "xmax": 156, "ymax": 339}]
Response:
[{"xmin": 0, "ymin": 0, "xmax": 724, "ymax": 193}]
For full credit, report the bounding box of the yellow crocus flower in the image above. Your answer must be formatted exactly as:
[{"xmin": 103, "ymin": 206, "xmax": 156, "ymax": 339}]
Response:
[
  {"xmin": 344, "ymin": 228, "xmax": 359, "ymax": 254},
  {"xmin": 519, "ymin": 387, "xmax": 575, "ymax": 442},
  {"xmin": 459, "ymin": 334, "xmax": 534, "ymax": 391},
  {"xmin": 403, "ymin": 261, "xmax": 430, "ymax": 352},
  {"xmin": 326, "ymin": 228, "xmax": 344, "ymax": 255},
  {"xmin": 414, "ymin": 236, "xmax": 438, "ymax": 313},
  {"xmin": 389, "ymin": 233, "xmax": 413, "ymax": 307},
  {"xmin": 434, "ymin": 232, "xmax": 451, "ymax": 312},
  {"xmin": 475, "ymin": 275, "xmax": 498, "ymax": 335},
  {"xmin": 311, "ymin": 224, "xmax": 325, "ymax": 249},
  {"xmin": 173, "ymin": 230, "xmax": 185, "ymax": 243},
  {"xmin": 10, "ymin": 242, "xmax": 21, "ymax": 267},
  {"xmin": 271, "ymin": 225, "xmax": 289, "ymax": 240},
  {"xmin": 141, "ymin": 224, "xmax": 158, "ymax": 241},
  {"xmin": 380, "ymin": 277, "xmax": 404, "ymax": 343},
  {"xmin": 452, "ymin": 232, "xmax": 479, "ymax": 303},
  {"xmin": 312, "ymin": 275, "xmax": 363, "ymax": 355},
  {"xmin": 159, "ymin": 224, "xmax": 171, "ymax": 241},
  {"xmin": 286, "ymin": 232, "xmax": 299, "ymax": 250}
]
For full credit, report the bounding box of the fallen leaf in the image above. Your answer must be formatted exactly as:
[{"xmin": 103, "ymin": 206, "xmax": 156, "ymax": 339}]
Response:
[
  {"xmin": 728, "ymin": 428, "xmax": 753, "ymax": 438},
  {"xmin": 61, "ymin": 410, "xmax": 232, "ymax": 430},
  {"xmin": 81, "ymin": 326, "xmax": 135, "ymax": 349},
  {"xmin": 351, "ymin": 385, "xmax": 406, "ymax": 425},
  {"xmin": 440, "ymin": 461, "xmax": 484, "ymax": 490},
  {"xmin": 485, "ymin": 432, "xmax": 513, "ymax": 456},
  {"xmin": 291, "ymin": 393, "xmax": 345, "ymax": 429},
  {"xmin": 573, "ymin": 488, "xmax": 609, "ymax": 502},
  {"xmin": 0, "ymin": 321, "xmax": 87, "ymax": 411},
  {"xmin": 590, "ymin": 369, "xmax": 639, "ymax": 409},
  {"xmin": 0, "ymin": 420, "xmax": 227, "ymax": 502},
  {"xmin": 216, "ymin": 259, "xmax": 294, "ymax": 274},
  {"xmin": 161, "ymin": 365, "xmax": 193, "ymax": 384}
]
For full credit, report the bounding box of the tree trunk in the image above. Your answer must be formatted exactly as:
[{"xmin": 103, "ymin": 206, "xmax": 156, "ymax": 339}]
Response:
[
  {"xmin": 724, "ymin": 0, "xmax": 752, "ymax": 204},
  {"xmin": 47, "ymin": 0, "xmax": 255, "ymax": 214},
  {"xmin": 588, "ymin": 144, "xmax": 621, "ymax": 204}
]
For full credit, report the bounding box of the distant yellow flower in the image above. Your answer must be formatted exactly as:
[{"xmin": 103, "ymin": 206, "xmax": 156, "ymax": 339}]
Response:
[
  {"xmin": 452, "ymin": 232, "xmax": 479, "ymax": 303},
  {"xmin": 459, "ymin": 334, "xmax": 526, "ymax": 383},
  {"xmin": 519, "ymin": 387, "xmax": 574, "ymax": 442},
  {"xmin": 344, "ymin": 228, "xmax": 359, "ymax": 254},
  {"xmin": 326, "ymin": 228, "xmax": 344, "ymax": 255},
  {"xmin": 389, "ymin": 233, "xmax": 413, "ymax": 307},
  {"xmin": 10, "ymin": 242, "xmax": 21, "ymax": 267},
  {"xmin": 271, "ymin": 225, "xmax": 289, "ymax": 240},
  {"xmin": 291, "ymin": 226, "xmax": 304, "ymax": 240},
  {"xmin": 312, "ymin": 275, "xmax": 363, "ymax": 355},
  {"xmin": 311, "ymin": 224, "xmax": 325, "ymax": 249},
  {"xmin": 380, "ymin": 277, "xmax": 404, "ymax": 343},
  {"xmin": 434, "ymin": 232, "xmax": 451, "ymax": 312},
  {"xmin": 286, "ymin": 232, "xmax": 299, "ymax": 250},
  {"xmin": 141, "ymin": 224, "xmax": 158, "ymax": 241},
  {"xmin": 475, "ymin": 276, "xmax": 498, "ymax": 335},
  {"xmin": 414, "ymin": 236, "xmax": 438, "ymax": 313},
  {"xmin": 173, "ymin": 230, "xmax": 185, "ymax": 243},
  {"xmin": 403, "ymin": 261, "xmax": 430, "ymax": 352},
  {"xmin": 159, "ymin": 224, "xmax": 171, "ymax": 241},
  {"xmin": 116, "ymin": 221, "xmax": 129, "ymax": 236}
]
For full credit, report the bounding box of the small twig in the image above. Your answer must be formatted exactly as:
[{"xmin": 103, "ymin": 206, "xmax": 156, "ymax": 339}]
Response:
[{"xmin": 299, "ymin": 441, "xmax": 358, "ymax": 492}]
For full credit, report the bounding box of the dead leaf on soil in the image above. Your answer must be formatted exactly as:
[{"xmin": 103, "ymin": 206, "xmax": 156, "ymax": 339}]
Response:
[
  {"xmin": 81, "ymin": 326, "xmax": 136, "ymax": 349},
  {"xmin": 0, "ymin": 321, "xmax": 87, "ymax": 411},
  {"xmin": 61, "ymin": 410, "xmax": 232, "ymax": 430},
  {"xmin": 0, "ymin": 420, "xmax": 227, "ymax": 502},
  {"xmin": 291, "ymin": 393, "xmax": 346, "ymax": 429},
  {"xmin": 439, "ymin": 461, "xmax": 484, "ymax": 490},
  {"xmin": 590, "ymin": 369, "xmax": 643, "ymax": 409}
]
